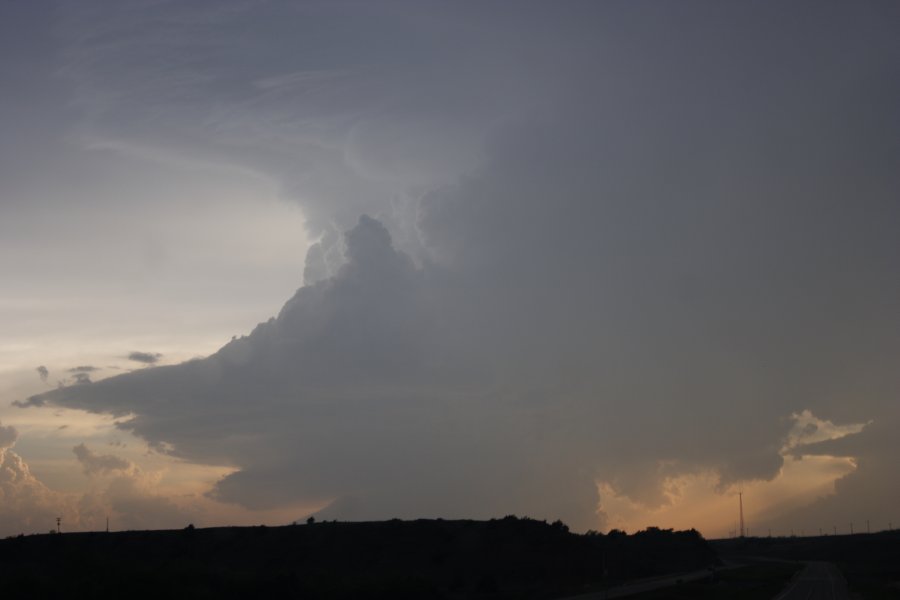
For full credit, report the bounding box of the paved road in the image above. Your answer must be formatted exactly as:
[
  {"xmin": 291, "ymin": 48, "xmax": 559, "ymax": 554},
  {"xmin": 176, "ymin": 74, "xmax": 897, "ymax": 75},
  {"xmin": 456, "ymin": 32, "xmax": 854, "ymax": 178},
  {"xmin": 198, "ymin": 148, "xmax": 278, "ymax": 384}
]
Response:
[
  {"xmin": 774, "ymin": 561, "xmax": 849, "ymax": 600},
  {"xmin": 558, "ymin": 566, "xmax": 725, "ymax": 599}
]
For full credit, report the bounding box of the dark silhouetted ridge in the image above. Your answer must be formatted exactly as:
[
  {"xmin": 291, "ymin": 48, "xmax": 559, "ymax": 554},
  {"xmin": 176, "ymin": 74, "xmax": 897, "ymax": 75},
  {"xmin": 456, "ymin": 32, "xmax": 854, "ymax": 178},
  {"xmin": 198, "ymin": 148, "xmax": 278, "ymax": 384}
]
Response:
[{"xmin": 0, "ymin": 518, "xmax": 716, "ymax": 599}]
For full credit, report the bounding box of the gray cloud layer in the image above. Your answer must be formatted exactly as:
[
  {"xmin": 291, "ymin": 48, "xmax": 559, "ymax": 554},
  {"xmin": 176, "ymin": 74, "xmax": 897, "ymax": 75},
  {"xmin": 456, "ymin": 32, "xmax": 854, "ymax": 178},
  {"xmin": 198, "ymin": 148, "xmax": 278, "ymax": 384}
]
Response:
[
  {"xmin": 10, "ymin": 1, "xmax": 900, "ymax": 531},
  {"xmin": 127, "ymin": 352, "xmax": 162, "ymax": 365},
  {"xmin": 73, "ymin": 443, "xmax": 133, "ymax": 476}
]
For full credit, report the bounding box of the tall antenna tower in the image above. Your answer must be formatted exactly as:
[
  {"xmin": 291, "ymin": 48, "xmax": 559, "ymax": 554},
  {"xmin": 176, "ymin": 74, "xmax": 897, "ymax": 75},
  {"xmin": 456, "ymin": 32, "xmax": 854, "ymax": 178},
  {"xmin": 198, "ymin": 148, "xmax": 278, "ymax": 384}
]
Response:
[{"xmin": 738, "ymin": 488, "xmax": 745, "ymax": 538}]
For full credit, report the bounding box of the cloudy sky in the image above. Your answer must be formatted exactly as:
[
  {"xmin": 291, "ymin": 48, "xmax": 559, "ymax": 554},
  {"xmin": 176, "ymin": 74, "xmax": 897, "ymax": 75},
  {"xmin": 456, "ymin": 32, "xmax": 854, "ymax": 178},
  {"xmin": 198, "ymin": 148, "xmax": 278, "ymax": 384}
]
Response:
[{"xmin": 1, "ymin": 1, "xmax": 898, "ymax": 538}]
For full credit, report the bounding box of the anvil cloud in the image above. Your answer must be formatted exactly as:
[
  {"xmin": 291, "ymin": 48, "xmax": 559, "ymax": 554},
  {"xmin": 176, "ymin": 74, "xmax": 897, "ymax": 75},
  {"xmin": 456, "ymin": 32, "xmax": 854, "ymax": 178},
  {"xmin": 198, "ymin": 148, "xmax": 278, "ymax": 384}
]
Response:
[{"xmin": 4, "ymin": 1, "xmax": 899, "ymax": 534}]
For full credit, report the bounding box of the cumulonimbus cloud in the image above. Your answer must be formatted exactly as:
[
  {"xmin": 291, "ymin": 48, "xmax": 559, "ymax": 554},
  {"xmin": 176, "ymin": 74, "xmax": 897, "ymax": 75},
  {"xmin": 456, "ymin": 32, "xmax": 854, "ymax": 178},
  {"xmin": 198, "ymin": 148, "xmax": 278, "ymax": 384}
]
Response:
[
  {"xmin": 14, "ymin": 0, "xmax": 900, "ymax": 532},
  {"xmin": 22, "ymin": 185, "xmax": 898, "ymax": 533}
]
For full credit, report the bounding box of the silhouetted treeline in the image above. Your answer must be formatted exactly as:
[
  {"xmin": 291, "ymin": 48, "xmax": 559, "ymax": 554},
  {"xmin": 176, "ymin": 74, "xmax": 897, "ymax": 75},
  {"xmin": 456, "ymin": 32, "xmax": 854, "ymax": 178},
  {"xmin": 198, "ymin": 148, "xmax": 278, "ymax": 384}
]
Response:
[
  {"xmin": 599, "ymin": 526, "xmax": 719, "ymax": 580},
  {"xmin": 0, "ymin": 518, "xmax": 716, "ymax": 599}
]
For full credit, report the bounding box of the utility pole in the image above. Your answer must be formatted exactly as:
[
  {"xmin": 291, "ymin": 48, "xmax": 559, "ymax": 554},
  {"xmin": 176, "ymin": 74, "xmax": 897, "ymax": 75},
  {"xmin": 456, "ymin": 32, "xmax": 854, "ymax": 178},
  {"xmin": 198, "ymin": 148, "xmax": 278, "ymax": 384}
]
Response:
[
  {"xmin": 106, "ymin": 516, "xmax": 109, "ymax": 533},
  {"xmin": 56, "ymin": 517, "xmax": 61, "ymax": 534},
  {"xmin": 850, "ymin": 522, "xmax": 854, "ymax": 535},
  {"xmin": 739, "ymin": 491, "xmax": 745, "ymax": 538}
]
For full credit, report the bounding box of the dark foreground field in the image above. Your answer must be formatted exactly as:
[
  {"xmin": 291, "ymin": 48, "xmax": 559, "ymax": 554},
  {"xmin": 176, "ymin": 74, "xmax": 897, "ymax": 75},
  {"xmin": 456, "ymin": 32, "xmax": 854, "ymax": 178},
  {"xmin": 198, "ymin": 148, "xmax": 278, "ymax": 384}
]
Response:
[
  {"xmin": 623, "ymin": 560, "xmax": 802, "ymax": 600},
  {"xmin": 712, "ymin": 530, "xmax": 900, "ymax": 599},
  {"xmin": 0, "ymin": 518, "xmax": 716, "ymax": 599}
]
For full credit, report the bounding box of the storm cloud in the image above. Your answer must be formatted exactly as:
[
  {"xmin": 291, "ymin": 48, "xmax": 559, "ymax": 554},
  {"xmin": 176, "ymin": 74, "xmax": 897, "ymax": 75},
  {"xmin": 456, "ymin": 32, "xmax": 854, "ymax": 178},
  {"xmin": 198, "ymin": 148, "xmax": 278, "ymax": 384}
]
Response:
[
  {"xmin": 9, "ymin": 1, "xmax": 900, "ymax": 532},
  {"xmin": 127, "ymin": 352, "xmax": 162, "ymax": 365},
  {"xmin": 73, "ymin": 443, "xmax": 134, "ymax": 476},
  {"xmin": 26, "ymin": 178, "xmax": 900, "ymax": 531}
]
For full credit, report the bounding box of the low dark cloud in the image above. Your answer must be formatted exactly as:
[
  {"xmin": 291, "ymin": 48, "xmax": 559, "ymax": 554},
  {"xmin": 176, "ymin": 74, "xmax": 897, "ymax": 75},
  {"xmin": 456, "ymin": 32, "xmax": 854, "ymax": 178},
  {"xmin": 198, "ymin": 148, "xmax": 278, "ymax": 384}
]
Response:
[
  {"xmin": 0, "ymin": 421, "xmax": 18, "ymax": 449},
  {"xmin": 73, "ymin": 443, "xmax": 133, "ymax": 476},
  {"xmin": 127, "ymin": 351, "xmax": 162, "ymax": 365},
  {"xmin": 15, "ymin": 397, "xmax": 43, "ymax": 408},
  {"xmin": 69, "ymin": 365, "xmax": 99, "ymax": 373},
  {"xmin": 71, "ymin": 372, "xmax": 92, "ymax": 385},
  {"xmin": 36, "ymin": 365, "xmax": 49, "ymax": 382}
]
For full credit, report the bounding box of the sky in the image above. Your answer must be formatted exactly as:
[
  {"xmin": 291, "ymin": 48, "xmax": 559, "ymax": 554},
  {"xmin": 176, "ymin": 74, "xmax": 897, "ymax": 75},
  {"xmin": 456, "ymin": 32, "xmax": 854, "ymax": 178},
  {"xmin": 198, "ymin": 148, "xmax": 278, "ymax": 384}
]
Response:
[{"xmin": 1, "ymin": 0, "xmax": 898, "ymax": 539}]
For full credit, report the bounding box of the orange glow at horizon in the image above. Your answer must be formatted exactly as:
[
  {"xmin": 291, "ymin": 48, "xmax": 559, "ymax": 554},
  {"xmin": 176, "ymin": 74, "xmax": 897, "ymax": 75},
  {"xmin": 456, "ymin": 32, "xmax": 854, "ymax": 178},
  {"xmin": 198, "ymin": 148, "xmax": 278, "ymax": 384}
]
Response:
[{"xmin": 597, "ymin": 453, "xmax": 858, "ymax": 539}]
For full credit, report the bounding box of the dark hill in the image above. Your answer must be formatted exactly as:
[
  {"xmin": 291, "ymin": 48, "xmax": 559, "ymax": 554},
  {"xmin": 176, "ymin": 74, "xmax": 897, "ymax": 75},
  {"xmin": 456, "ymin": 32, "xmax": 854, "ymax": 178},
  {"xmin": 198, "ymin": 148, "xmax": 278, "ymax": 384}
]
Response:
[{"xmin": 0, "ymin": 518, "xmax": 716, "ymax": 599}]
